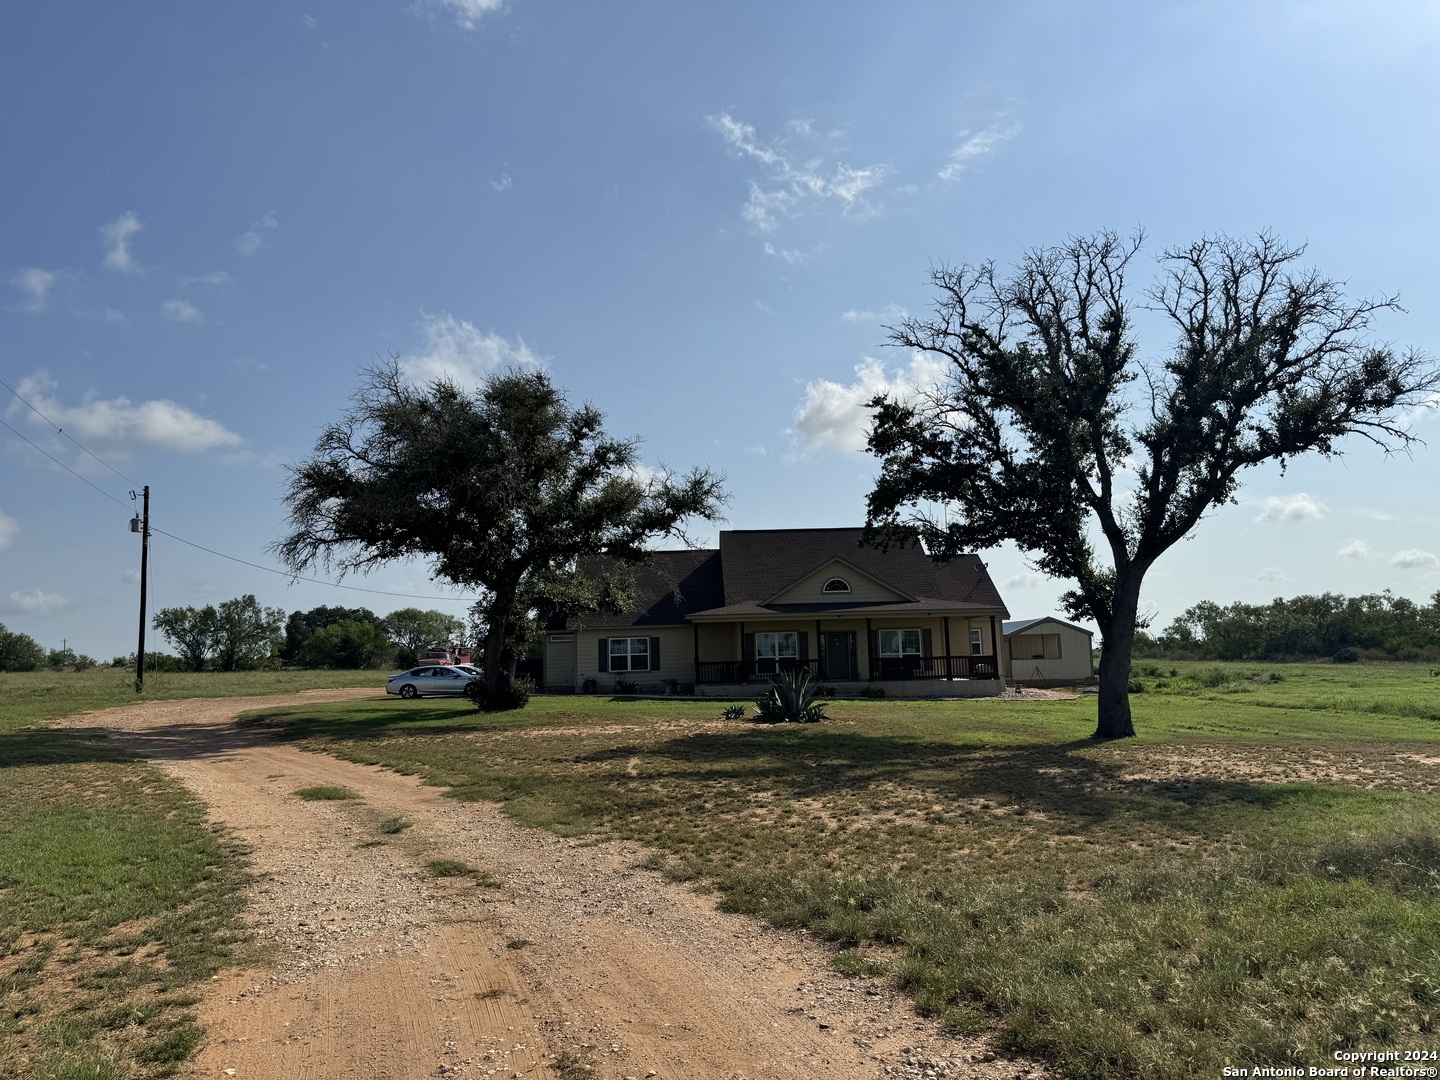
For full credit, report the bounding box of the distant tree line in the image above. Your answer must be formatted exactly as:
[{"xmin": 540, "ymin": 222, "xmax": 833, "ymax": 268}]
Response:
[
  {"xmin": 0, "ymin": 623, "xmax": 100, "ymax": 672},
  {"xmin": 1134, "ymin": 591, "xmax": 1440, "ymax": 663}
]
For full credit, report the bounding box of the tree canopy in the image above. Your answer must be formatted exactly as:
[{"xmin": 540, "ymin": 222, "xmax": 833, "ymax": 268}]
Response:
[
  {"xmin": 382, "ymin": 607, "xmax": 464, "ymax": 668},
  {"xmin": 274, "ymin": 363, "xmax": 726, "ymax": 703},
  {"xmin": 281, "ymin": 605, "xmax": 382, "ymax": 663},
  {"xmin": 153, "ymin": 605, "xmax": 217, "ymax": 671},
  {"xmin": 0, "ymin": 622, "xmax": 45, "ymax": 672},
  {"xmin": 864, "ymin": 231, "xmax": 1438, "ymax": 737}
]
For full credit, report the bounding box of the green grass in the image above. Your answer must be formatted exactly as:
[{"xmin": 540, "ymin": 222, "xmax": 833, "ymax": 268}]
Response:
[
  {"xmin": 0, "ymin": 731, "xmax": 257, "ymax": 1079},
  {"xmin": 0, "ymin": 668, "xmax": 382, "ymax": 736},
  {"xmin": 293, "ymin": 785, "xmax": 360, "ymax": 801},
  {"xmin": 0, "ymin": 668, "xmax": 375, "ymax": 1077},
  {"xmin": 240, "ymin": 662, "xmax": 1440, "ymax": 1080},
  {"xmin": 378, "ymin": 816, "xmax": 411, "ymax": 834}
]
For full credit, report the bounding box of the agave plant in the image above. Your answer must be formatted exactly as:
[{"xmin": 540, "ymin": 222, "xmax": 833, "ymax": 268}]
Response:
[{"xmin": 755, "ymin": 669, "xmax": 830, "ymax": 723}]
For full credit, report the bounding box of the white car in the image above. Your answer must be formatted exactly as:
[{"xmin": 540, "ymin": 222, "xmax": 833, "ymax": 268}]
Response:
[{"xmin": 385, "ymin": 665, "xmax": 478, "ymax": 699}]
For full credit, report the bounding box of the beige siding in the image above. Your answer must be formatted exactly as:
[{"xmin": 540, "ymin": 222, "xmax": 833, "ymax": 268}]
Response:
[
  {"xmin": 576, "ymin": 626, "xmax": 696, "ymax": 691},
  {"xmin": 767, "ymin": 561, "xmax": 910, "ymax": 604},
  {"xmin": 1006, "ymin": 620, "xmax": 1095, "ymax": 682},
  {"xmin": 543, "ymin": 634, "xmax": 577, "ymax": 690}
]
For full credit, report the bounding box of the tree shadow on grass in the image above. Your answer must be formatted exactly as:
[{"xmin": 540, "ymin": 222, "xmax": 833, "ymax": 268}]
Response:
[{"xmin": 572, "ymin": 728, "xmax": 1337, "ymax": 834}]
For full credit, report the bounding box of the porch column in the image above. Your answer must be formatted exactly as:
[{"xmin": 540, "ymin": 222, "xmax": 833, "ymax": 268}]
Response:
[
  {"xmin": 692, "ymin": 622, "xmax": 700, "ymax": 685},
  {"xmin": 943, "ymin": 616, "xmax": 952, "ymax": 680},
  {"xmin": 990, "ymin": 614, "xmax": 1004, "ymax": 686},
  {"xmin": 865, "ymin": 617, "xmax": 873, "ymax": 682},
  {"xmin": 814, "ymin": 619, "xmax": 823, "ymax": 680}
]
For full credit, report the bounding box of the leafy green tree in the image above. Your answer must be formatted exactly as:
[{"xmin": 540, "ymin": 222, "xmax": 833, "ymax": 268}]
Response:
[
  {"xmin": 0, "ymin": 623, "xmax": 46, "ymax": 672},
  {"xmin": 211, "ymin": 595, "xmax": 285, "ymax": 671},
  {"xmin": 274, "ymin": 363, "xmax": 726, "ymax": 704},
  {"xmin": 298, "ymin": 619, "xmax": 392, "ymax": 669},
  {"xmin": 281, "ymin": 605, "xmax": 382, "ymax": 663},
  {"xmin": 864, "ymin": 232, "xmax": 1438, "ymax": 738},
  {"xmin": 152, "ymin": 605, "xmax": 218, "ymax": 671},
  {"xmin": 383, "ymin": 607, "xmax": 464, "ymax": 667}
]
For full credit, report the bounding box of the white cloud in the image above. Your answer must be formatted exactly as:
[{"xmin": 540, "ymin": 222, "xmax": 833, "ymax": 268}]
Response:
[
  {"xmin": 434, "ymin": 0, "xmax": 504, "ymax": 29},
  {"xmin": 1255, "ymin": 567, "xmax": 1293, "ymax": 585},
  {"xmin": 1391, "ymin": 549, "xmax": 1439, "ymax": 570},
  {"xmin": 235, "ymin": 212, "xmax": 278, "ymax": 257},
  {"xmin": 10, "ymin": 268, "xmax": 57, "ymax": 313},
  {"xmin": 491, "ymin": 172, "xmax": 512, "ymax": 193},
  {"xmin": 178, "ymin": 271, "xmax": 232, "ymax": 287},
  {"xmin": 1337, "ymin": 539, "xmax": 1372, "ymax": 560},
  {"xmin": 762, "ymin": 242, "xmax": 812, "ymax": 265},
  {"xmin": 398, "ymin": 312, "xmax": 543, "ymax": 387},
  {"xmin": 160, "ymin": 298, "xmax": 203, "ymax": 323},
  {"xmin": 101, "ymin": 212, "xmax": 143, "ymax": 273},
  {"xmin": 791, "ymin": 353, "xmax": 950, "ymax": 454},
  {"xmin": 10, "ymin": 372, "xmax": 243, "ymax": 453},
  {"xmin": 841, "ymin": 303, "xmax": 908, "ymax": 324},
  {"xmin": 0, "ymin": 507, "xmax": 16, "ymax": 550},
  {"xmin": 1255, "ymin": 493, "xmax": 1326, "ymax": 523},
  {"xmin": 1003, "ymin": 572, "xmax": 1045, "ymax": 590},
  {"xmin": 3, "ymin": 588, "xmax": 69, "ymax": 616},
  {"xmin": 708, "ymin": 113, "xmax": 890, "ymax": 238},
  {"xmin": 303, "ymin": 13, "xmax": 318, "ymax": 29},
  {"xmin": 937, "ymin": 120, "xmax": 1020, "ymax": 183},
  {"xmin": 1397, "ymin": 391, "xmax": 1440, "ymax": 432}
]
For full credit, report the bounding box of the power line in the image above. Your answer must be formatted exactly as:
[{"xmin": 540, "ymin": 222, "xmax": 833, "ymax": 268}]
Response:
[
  {"xmin": 149, "ymin": 526, "xmax": 472, "ymax": 602},
  {"xmin": 0, "ymin": 376, "xmax": 139, "ymax": 486},
  {"xmin": 0, "ymin": 414, "xmax": 134, "ymax": 513}
]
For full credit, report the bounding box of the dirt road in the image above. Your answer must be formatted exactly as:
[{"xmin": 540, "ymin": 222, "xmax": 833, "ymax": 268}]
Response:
[{"xmin": 63, "ymin": 692, "xmax": 1042, "ymax": 1080}]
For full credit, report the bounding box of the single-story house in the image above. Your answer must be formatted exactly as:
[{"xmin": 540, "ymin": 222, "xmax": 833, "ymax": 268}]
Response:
[
  {"xmin": 1002, "ymin": 617, "xmax": 1095, "ymax": 685},
  {"xmin": 544, "ymin": 527, "xmax": 1011, "ymax": 698}
]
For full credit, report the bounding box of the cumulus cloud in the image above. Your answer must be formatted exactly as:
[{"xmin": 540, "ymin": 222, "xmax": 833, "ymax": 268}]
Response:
[
  {"xmin": 1337, "ymin": 539, "xmax": 1372, "ymax": 560},
  {"xmin": 10, "ymin": 268, "xmax": 57, "ymax": 313},
  {"xmin": 434, "ymin": 0, "xmax": 504, "ymax": 29},
  {"xmin": 0, "ymin": 507, "xmax": 16, "ymax": 550},
  {"xmin": 397, "ymin": 312, "xmax": 543, "ymax": 387},
  {"xmin": 841, "ymin": 303, "xmax": 908, "ymax": 324},
  {"xmin": 937, "ymin": 119, "xmax": 1020, "ymax": 183},
  {"xmin": 791, "ymin": 353, "xmax": 950, "ymax": 454},
  {"xmin": 9, "ymin": 372, "xmax": 243, "ymax": 453},
  {"xmin": 1255, "ymin": 493, "xmax": 1326, "ymax": 523},
  {"xmin": 160, "ymin": 298, "xmax": 203, "ymax": 323},
  {"xmin": 1003, "ymin": 572, "xmax": 1045, "ymax": 589},
  {"xmin": 491, "ymin": 172, "xmax": 512, "ymax": 193},
  {"xmin": 1255, "ymin": 567, "xmax": 1293, "ymax": 585},
  {"xmin": 101, "ymin": 212, "xmax": 143, "ymax": 273},
  {"xmin": 708, "ymin": 113, "xmax": 889, "ymax": 238},
  {"xmin": 1397, "ymin": 390, "xmax": 1440, "ymax": 432},
  {"xmin": 3, "ymin": 588, "xmax": 69, "ymax": 616},
  {"xmin": 235, "ymin": 212, "xmax": 278, "ymax": 256},
  {"xmin": 1391, "ymin": 549, "xmax": 1439, "ymax": 570}
]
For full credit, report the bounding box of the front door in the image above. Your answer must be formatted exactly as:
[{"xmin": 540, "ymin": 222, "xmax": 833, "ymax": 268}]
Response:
[{"xmin": 823, "ymin": 631, "xmax": 856, "ymax": 680}]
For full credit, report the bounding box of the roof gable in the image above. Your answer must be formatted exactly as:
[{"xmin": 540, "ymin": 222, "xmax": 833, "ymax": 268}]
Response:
[{"xmin": 763, "ymin": 556, "xmax": 913, "ymax": 605}]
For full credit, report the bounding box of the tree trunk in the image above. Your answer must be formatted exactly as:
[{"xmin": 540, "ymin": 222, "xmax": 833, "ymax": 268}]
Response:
[
  {"xmin": 1094, "ymin": 566, "xmax": 1147, "ymax": 739},
  {"xmin": 482, "ymin": 626, "xmax": 509, "ymax": 697}
]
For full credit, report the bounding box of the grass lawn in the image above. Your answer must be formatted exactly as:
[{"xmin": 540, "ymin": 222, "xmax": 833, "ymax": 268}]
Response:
[
  {"xmin": 0, "ymin": 668, "xmax": 380, "ymax": 1080},
  {"xmin": 241, "ymin": 661, "xmax": 1440, "ymax": 1080}
]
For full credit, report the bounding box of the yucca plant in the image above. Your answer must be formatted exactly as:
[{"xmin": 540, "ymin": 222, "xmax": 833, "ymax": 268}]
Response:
[{"xmin": 755, "ymin": 669, "xmax": 830, "ymax": 723}]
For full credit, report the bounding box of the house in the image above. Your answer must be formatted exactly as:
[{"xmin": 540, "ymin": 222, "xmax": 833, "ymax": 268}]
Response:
[
  {"xmin": 543, "ymin": 528, "xmax": 1010, "ymax": 698},
  {"xmin": 1002, "ymin": 617, "xmax": 1095, "ymax": 685}
]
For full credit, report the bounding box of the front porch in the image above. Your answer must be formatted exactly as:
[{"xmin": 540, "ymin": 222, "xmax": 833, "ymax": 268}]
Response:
[{"xmin": 694, "ymin": 654, "xmax": 1001, "ymax": 684}]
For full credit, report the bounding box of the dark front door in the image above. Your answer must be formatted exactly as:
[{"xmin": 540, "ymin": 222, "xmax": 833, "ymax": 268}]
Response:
[{"xmin": 824, "ymin": 631, "xmax": 856, "ymax": 680}]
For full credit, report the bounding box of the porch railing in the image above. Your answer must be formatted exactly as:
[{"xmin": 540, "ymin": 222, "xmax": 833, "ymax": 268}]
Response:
[{"xmin": 694, "ymin": 655, "xmax": 1000, "ymax": 684}]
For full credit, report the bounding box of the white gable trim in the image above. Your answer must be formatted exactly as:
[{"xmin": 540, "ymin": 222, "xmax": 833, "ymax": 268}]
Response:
[{"xmin": 761, "ymin": 556, "xmax": 916, "ymax": 605}]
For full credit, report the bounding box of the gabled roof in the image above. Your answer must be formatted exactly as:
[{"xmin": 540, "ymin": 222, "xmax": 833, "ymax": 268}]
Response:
[
  {"xmin": 552, "ymin": 549, "xmax": 723, "ymax": 630},
  {"xmin": 762, "ymin": 555, "xmax": 914, "ymax": 605},
  {"xmin": 1003, "ymin": 617, "xmax": 1094, "ymax": 638}
]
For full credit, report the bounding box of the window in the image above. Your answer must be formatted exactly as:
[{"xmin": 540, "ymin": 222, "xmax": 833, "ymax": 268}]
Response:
[
  {"xmin": 755, "ymin": 631, "xmax": 798, "ymax": 659},
  {"xmin": 609, "ymin": 636, "xmax": 651, "ymax": 671},
  {"xmin": 822, "ymin": 577, "xmax": 851, "ymax": 593},
  {"xmin": 878, "ymin": 629, "xmax": 922, "ymax": 657},
  {"xmin": 970, "ymin": 629, "xmax": 983, "ymax": 656}
]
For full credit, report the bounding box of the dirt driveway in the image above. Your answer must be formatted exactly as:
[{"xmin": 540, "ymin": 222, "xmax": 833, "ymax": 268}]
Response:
[{"xmin": 63, "ymin": 691, "xmax": 1043, "ymax": 1080}]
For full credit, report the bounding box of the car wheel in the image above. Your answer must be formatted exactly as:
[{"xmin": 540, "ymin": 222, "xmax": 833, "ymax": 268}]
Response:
[{"xmin": 399, "ymin": 684, "xmax": 419, "ymax": 699}]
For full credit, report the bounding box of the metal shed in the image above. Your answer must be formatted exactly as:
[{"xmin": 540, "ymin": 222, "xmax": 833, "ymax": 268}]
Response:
[{"xmin": 1002, "ymin": 617, "xmax": 1096, "ymax": 685}]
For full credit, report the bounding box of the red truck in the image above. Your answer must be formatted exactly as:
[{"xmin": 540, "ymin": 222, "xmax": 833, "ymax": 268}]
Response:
[{"xmin": 417, "ymin": 644, "xmax": 473, "ymax": 667}]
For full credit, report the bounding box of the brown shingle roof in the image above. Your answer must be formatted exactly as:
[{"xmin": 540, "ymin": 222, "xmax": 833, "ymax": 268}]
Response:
[{"xmin": 551, "ymin": 529, "xmax": 1008, "ymax": 629}]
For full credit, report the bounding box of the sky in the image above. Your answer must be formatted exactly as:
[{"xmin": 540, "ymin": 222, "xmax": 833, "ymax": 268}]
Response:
[{"xmin": 3, "ymin": 1, "xmax": 1439, "ymax": 662}]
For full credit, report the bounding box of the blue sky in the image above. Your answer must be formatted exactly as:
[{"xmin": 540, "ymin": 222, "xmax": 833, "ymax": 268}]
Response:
[{"xmin": 3, "ymin": 1, "xmax": 1438, "ymax": 661}]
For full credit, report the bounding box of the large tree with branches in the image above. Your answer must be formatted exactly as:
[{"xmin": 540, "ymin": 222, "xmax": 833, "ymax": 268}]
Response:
[
  {"xmin": 274, "ymin": 362, "xmax": 726, "ymax": 706},
  {"xmin": 864, "ymin": 232, "xmax": 1437, "ymax": 738}
]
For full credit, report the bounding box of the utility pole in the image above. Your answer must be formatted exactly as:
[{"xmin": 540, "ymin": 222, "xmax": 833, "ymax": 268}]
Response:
[{"xmin": 132, "ymin": 485, "xmax": 150, "ymax": 692}]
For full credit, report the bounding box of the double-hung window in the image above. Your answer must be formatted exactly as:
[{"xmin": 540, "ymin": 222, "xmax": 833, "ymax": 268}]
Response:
[
  {"xmin": 878, "ymin": 629, "xmax": 922, "ymax": 657},
  {"xmin": 970, "ymin": 629, "xmax": 983, "ymax": 656},
  {"xmin": 754, "ymin": 631, "xmax": 798, "ymax": 660},
  {"xmin": 609, "ymin": 636, "xmax": 650, "ymax": 672}
]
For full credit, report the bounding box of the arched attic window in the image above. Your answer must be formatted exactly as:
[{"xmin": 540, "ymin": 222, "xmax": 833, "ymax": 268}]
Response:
[{"xmin": 822, "ymin": 577, "xmax": 851, "ymax": 594}]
